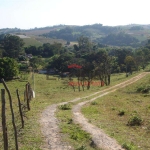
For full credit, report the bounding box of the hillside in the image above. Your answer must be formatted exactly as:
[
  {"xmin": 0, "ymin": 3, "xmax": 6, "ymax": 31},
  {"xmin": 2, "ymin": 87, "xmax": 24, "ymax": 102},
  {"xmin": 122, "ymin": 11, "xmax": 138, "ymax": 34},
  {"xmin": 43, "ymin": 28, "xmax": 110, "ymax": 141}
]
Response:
[{"xmin": 0, "ymin": 24, "xmax": 150, "ymax": 47}]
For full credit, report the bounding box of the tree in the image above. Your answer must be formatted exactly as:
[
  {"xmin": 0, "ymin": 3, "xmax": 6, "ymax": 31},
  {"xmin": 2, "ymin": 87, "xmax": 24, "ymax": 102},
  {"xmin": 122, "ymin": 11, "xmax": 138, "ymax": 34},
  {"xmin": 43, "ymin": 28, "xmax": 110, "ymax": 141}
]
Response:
[
  {"xmin": 109, "ymin": 48, "xmax": 133, "ymax": 72},
  {"xmin": 81, "ymin": 61, "xmax": 94, "ymax": 89},
  {"xmin": 42, "ymin": 43, "xmax": 54, "ymax": 57},
  {"xmin": 25, "ymin": 46, "xmax": 38, "ymax": 55},
  {"xmin": 51, "ymin": 42, "xmax": 62, "ymax": 55},
  {"xmin": 134, "ymin": 49, "xmax": 145, "ymax": 71},
  {"xmin": 78, "ymin": 36, "xmax": 92, "ymax": 53},
  {"xmin": 0, "ymin": 57, "xmax": 19, "ymax": 79},
  {"xmin": 47, "ymin": 53, "xmax": 75, "ymax": 72},
  {"xmin": 101, "ymin": 32, "xmax": 139, "ymax": 47},
  {"xmin": 93, "ymin": 50, "xmax": 112, "ymax": 85},
  {"xmin": 29, "ymin": 57, "xmax": 43, "ymax": 70},
  {"xmin": 3, "ymin": 34, "xmax": 24, "ymax": 58},
  {"xmin": 124, "ymin": 56, "xmax": 135, "ymax": 75}
]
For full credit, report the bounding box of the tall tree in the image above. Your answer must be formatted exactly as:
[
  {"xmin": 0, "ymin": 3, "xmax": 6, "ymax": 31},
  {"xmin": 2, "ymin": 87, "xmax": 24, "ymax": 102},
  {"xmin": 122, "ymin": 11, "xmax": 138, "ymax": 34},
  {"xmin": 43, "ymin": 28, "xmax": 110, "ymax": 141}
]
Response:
[
  {"xmin": 93, "ymin": 50, "xmax": 112, "ymax": 85},
  {"xmin": 124, "ymin": 56, "xmax": 135, "ymax": 75},
  {"xmin": 134, "ymin": 49, "xmax": 145, "ymax": 70},
  {"xmin": 3, "ymin": 34, "xmax": 24, "ymax": 58},
  {"xmin": 74, "ymin": 36, "xmax": 93, "ymax": 57},
  {"xmin": 42, "ymin": 43, "xmax": 53, "ymax": 57},
  {"xmin": 109, "ymin": 48, "xmax": 133, "ymax": 72}
]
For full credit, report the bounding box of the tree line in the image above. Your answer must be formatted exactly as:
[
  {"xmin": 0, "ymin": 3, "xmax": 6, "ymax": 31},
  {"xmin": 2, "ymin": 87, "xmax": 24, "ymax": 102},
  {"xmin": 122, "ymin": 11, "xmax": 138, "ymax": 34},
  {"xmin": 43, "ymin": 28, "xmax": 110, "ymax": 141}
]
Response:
[{"xmin": 0, "ymin": 34, "xmax": 150, "ymax": 83}]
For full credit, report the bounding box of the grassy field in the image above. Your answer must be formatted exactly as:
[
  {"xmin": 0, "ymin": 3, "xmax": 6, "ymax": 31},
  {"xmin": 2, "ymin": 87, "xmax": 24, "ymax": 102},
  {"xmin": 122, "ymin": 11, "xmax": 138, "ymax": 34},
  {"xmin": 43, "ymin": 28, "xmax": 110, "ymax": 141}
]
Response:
[
  {"xmin": 82, "ymin": 74, "xmax": 150, "ymax": 150},
  {"xmin": 23, "ymin": 37, "xmax": 43, "ymax": 47},
  {"xmin": 34, "ymin": 36, "xmax": 67, "ymax": 45},
  {"xmin": 56, "ymin": 72, "xmax": 147, "ymax": 150},
  {"xmin": 22, "ymin": 35, "xmax": 67, "ymax": 47},
  {"xmin": 0, "ymin": 72, "xmax": 106, "ymax": 149},
  {"xmin": 0, "ymin": 71, "xmax": 146, "ymax": 149},
  {"xmin": 20, "ymin": 26, "xmax": 65, "ymax": 36}
]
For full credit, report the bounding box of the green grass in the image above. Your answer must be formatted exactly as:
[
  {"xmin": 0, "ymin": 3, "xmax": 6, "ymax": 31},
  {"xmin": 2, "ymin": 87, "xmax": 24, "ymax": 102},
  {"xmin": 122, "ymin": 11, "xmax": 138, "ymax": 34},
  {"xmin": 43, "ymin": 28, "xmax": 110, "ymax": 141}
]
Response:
[
  {"xmin": 57, "ymin": 105, "xmax": 100, "ymax": 150},
  {"xmin": 0, "ymin": 71, "xmax": 145, "ymax": 149},
  {"xmin": 23, "ymin": 37, "xmax": 42, "ymax": 47},
  {"xmin": 34, "ymin": 36, "xmax": 67, "ymax": 45},
  {"xmin": 0, "ymin": 72, "xmax": 106, "ymax": 149},
  {"xmin": 82, "ymin": 74, "xmax": 150, "ymax": 150},
  {"xmin": 23, "ymin": 35, "xmax": 67, "ymax": 47}
]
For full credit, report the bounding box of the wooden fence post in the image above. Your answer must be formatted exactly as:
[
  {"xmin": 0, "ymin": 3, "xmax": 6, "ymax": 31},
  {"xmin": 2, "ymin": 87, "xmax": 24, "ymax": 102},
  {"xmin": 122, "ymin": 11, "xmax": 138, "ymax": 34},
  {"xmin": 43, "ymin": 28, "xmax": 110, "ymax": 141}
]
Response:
[
  {"xmin": 25, "ymin": 83, "xmax": 30, "ymax": 111},
  {"xmin": 1, "ymin": 79, "xmax": 18, "ymax": 150},
  {"xmin": 16, "ymin": 89, "xmax": 24, "ymax": 128},
  {"xmin": 1, "ymin": 89, "xmax": 8, "ymax": 150},
  {"xmin": 28, "ymin": 83, "xmax": 32, "ymax": 101}
]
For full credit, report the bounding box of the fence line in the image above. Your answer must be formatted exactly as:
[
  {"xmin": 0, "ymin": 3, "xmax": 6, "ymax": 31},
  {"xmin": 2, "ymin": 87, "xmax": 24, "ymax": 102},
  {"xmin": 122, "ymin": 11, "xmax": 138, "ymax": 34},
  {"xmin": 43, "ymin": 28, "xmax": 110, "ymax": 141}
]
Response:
[
  {"xmin": 1, "ymin": 79, "xmax": 18, "ymax": 150},
  {"xmin": 1, "ymin": 89, "xmax": 8, "ymax": 150},
  {"xmin": 1, "ymin": 79, "xmax": 34, "ymax": 150},
  {"xmin": 16, "ymin": 89, "xmax": 24, "ymax": 128}
]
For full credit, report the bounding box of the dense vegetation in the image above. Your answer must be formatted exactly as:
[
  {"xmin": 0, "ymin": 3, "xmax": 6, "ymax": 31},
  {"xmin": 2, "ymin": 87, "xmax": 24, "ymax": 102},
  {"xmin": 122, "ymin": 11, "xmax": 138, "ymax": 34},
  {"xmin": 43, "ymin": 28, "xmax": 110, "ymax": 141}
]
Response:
[
  {"xmin": 0, "ymin": 57, "xmax": 19, "ymax": 79},
  {"xmin": 1, "ymin": 24, "xmax": 150, "ymax": 48},
  {"xmin": 0, "ymin": 24, "xmax": 150, "ymax": 84},
  {"xmin": 41, "ymin": 24, "xmax": 150, "ymax": 47},
  {"xmin": 100, "ymin": 32, "xmax": 140, "ymax": 47},
  {"xmin": 0, "ymin": 29, "xmax": 150, "ymax": 84}
]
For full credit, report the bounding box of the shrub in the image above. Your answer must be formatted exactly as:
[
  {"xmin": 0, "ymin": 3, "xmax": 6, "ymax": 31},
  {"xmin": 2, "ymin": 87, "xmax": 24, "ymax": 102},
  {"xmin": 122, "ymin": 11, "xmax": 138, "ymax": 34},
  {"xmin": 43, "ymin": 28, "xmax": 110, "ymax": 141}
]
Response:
[
  {"xmin": 136, "ymin": 85, "xmax": 150, "ymax": 93},
  {"xmin": 111, "ymin": 107, "xmax": 116, "ymax": 110},
  {"xmin": 70, "ymin": 127, "xmax": 91, "ymax": 141},
  {"xmin": 68, "ymin": 118, "xmax": 73, "ymax": 124},
  {"xmin": 91, "ymin": 101, "xmax": 98, "ymax": 105},
  {"xmin": 127, "ymin": 114, "xmax": 142, "ymax": 126},
  {"xmin": 122, "ymin": 142, "xmax": 136, "ymax": 150},
  {"xmin": 76, "ymin": 145, "xmax": 86, "ymax": 150},
  {"xmin": 59, "ymin": 104, "xmax": 71, "ymax": 110},
  {"xmin": 118, "ymin": 110, "xmax": 125, "ymax": 116}
]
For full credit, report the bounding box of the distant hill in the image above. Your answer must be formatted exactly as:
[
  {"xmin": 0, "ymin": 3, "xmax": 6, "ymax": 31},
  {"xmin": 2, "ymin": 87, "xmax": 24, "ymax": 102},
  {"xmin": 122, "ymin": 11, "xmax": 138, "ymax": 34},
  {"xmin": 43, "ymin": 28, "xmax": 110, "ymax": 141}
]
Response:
[{"xmin": 0, "ymin": 24, "xmax": 150, "ymax": 48}]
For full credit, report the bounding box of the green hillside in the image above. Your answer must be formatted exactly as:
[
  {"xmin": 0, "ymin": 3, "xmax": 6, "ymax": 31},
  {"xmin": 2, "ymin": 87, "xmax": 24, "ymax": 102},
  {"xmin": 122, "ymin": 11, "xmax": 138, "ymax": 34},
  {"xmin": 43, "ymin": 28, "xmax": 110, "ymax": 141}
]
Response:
[
  {"xmin": 1, "ymin": 24, "xmax": 150, "ymax": 48},
  {"xmin": 23, "ymin": 37, "xmax": 42, "ymax": 47},
  {"xmin": 22, "ymin": 36, "xmax": 67, "ymax": 47}
]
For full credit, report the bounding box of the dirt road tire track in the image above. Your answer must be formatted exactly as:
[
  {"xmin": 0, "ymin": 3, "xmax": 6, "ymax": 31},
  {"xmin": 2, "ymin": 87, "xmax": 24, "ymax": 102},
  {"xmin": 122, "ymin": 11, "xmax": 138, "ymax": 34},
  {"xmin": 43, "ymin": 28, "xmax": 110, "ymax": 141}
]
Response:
[{"xmin": 40, "ymin": 72, "xmax": 149, "ymax": 150}]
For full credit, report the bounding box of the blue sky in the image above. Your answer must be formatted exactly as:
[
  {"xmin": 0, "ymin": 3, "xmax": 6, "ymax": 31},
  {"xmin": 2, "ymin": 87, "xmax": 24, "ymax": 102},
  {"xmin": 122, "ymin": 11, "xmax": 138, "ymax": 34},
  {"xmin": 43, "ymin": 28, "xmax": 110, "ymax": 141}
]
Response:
[{"xmin": 0, "ymin": 0, "xmax": 150, "ymax": 29}]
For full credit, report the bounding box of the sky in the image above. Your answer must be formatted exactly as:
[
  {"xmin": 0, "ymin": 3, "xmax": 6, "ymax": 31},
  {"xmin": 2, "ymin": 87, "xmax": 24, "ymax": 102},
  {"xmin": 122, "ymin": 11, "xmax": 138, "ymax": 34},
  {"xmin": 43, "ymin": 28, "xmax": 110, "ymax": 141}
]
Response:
[{"xmin": 0, "ymin": 0, "xmax": 150, "ymax": 29}]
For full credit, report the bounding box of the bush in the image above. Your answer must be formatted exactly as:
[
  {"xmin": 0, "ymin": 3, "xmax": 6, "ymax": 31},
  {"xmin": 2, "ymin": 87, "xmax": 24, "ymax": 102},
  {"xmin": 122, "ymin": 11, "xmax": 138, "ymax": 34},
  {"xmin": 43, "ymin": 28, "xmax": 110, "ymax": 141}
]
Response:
[
  {"xmin": 70, "ymin": 127, "xmax": 91, "ymax": 141},
  {"xmin": 122, "ymin": 142, "xmax": 136, "ymax": 150},
  {"xmin": 68, "ymin": 118, "xmax": 73, "ymax": 124},
  {"xmin": 0, "ymin": 57, "xmax": 19, "ymax": 79},
  {"xmin": 91, "ymin": 101, "xmax": 98, "ymax": 105},
  {"xmin": 127, "ymin": 114, "xmax": 142, "ymax": 126},
  {"xmin": 118, "ymin": 110, "xmax": 125, "ymax": 116},
  {"xmin": 59, "ymin": 104, "xmax": 71, "ymax": 110},
  {"xmin": 76, "ymin": 145, "xmax": 86, "ymax": 150},
  {"xmin": 136, "ymin": 85, "xmax": 150, "ymax": 93}
]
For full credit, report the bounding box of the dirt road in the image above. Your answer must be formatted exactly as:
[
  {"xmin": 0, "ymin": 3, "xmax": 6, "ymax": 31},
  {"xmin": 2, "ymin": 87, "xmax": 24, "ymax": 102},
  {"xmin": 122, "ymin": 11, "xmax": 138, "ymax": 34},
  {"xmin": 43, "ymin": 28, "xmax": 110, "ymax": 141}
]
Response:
[{"xmin": 40, "ymin": 72, "xmax": 149, "ymax": 150}]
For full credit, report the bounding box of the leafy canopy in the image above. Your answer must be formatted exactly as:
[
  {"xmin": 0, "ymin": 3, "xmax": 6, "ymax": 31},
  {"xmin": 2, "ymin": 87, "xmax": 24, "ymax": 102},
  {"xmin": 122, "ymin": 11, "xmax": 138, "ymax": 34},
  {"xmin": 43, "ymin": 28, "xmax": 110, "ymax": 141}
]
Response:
[{"xmin": 0, "ymin": 57, "xmax": 19, "ymax": 79}]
